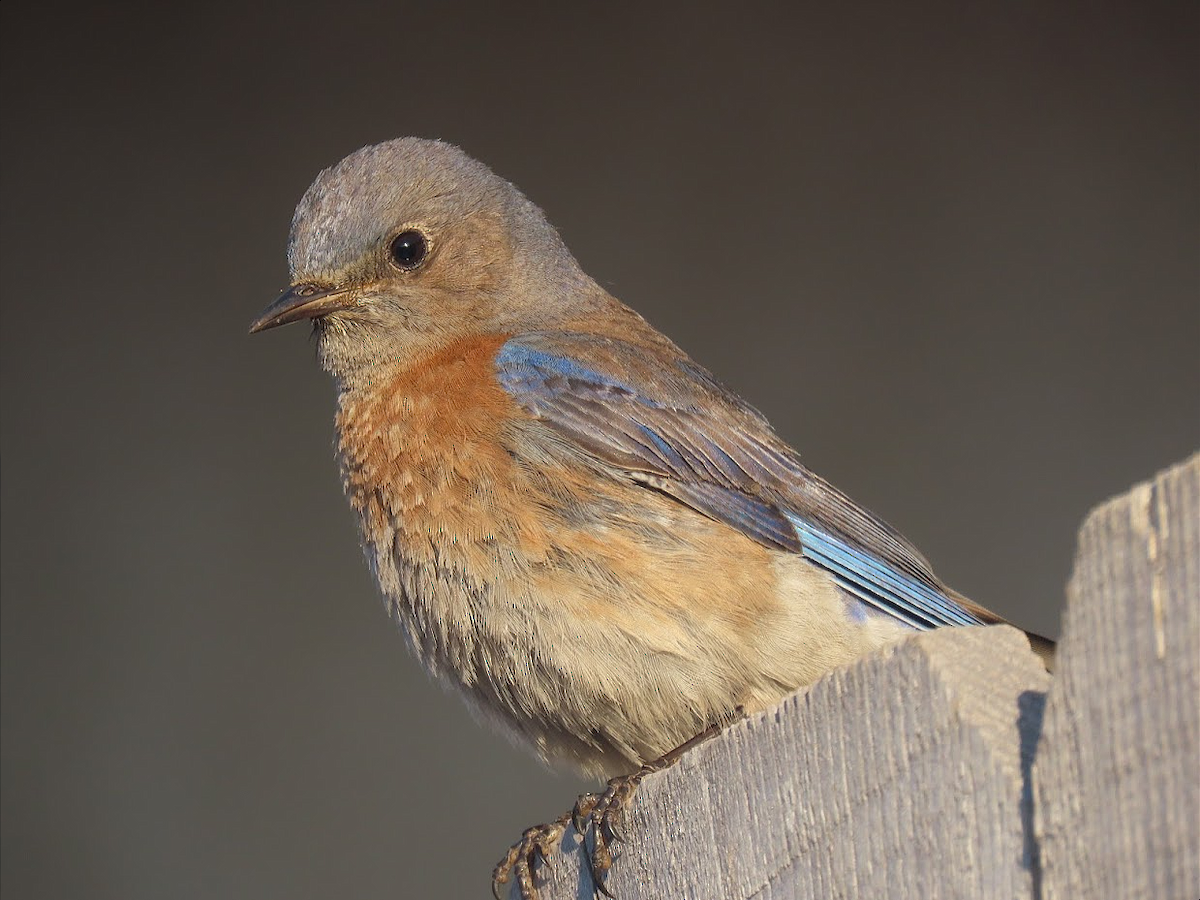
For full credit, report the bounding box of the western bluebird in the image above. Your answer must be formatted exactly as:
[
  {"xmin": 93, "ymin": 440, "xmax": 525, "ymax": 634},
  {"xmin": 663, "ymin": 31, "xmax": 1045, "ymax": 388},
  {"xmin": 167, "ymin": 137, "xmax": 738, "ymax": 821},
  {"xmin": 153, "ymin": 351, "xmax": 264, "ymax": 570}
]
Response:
[{"xmin": 250, "ymin": 138, "xmax": 1054, "ymax": 898}]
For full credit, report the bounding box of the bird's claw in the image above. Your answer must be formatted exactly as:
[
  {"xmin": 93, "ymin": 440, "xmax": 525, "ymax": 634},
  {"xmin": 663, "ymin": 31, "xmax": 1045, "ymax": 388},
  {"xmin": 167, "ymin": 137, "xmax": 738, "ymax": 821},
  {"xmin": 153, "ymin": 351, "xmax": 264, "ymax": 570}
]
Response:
[
  {"xmin": 577, "ymin": 768, "xmax": 649, "ymax": 897},
  {"xmin": 491, "ymin": 773, "xmax": 644, "ymax": 900},
  {"xmin": 494, "ymin": 716, "xmax": 736, "ymax": 898},
  {"xmin": 491, "ymin": 815, "xmax": 569, "ymax": 900},
  {"xmin": 572, "ymin": 791, "xmax": 599, "ymax": 835}
]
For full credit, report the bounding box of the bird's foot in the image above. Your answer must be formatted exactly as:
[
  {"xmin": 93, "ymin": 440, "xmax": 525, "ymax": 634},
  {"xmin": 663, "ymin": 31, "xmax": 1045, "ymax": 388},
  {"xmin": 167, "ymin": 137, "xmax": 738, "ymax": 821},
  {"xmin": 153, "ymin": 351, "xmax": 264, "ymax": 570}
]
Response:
[
  {"xmin": 492, "ymin": 775, "xmax": 643, "ymax": 900},
  {"xmin": 491, "ymin": 812, "xmax": 572, "ymax": 900},
  {"xmin": 493, "ymin": 715, "xmax": 735, "ymax": 899},
  {"xmin": 570, "ymin": 768, "xmax": 645, "ymax": 897},
  {"xmin": 578, "ymin": 717, "xmax": 734, "ymax": 896}
]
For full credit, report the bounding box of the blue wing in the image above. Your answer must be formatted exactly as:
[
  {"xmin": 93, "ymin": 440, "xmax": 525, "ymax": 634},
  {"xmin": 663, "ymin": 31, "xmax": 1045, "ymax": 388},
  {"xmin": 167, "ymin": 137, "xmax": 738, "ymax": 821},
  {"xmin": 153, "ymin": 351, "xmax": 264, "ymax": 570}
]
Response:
[{"xmin": 496, "ymin": 333, "xmax": 990, "ymax": 631}]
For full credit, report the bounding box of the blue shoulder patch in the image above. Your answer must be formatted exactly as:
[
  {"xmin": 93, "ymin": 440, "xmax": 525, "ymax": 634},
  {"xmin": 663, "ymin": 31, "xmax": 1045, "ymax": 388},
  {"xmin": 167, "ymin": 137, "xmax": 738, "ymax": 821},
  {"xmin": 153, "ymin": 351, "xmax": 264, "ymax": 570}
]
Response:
[{"xmin": 496, "ymin": 341, "xmax": 638, "ymax": 396}]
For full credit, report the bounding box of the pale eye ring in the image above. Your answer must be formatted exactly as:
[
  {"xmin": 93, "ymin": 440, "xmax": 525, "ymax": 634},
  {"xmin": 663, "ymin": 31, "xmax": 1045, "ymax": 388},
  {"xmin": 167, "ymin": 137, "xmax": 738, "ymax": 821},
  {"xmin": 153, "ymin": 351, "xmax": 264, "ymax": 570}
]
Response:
[{"xmin": 388, "ymin": 230, "xmax": 428, "ymax": 270}]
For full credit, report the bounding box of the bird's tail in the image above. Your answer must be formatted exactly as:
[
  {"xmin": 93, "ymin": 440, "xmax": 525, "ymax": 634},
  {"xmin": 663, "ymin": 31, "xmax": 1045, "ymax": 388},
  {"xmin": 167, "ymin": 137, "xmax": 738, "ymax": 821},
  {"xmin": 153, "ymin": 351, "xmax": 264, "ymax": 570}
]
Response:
[{"xmin": 1025, "ymin": 630, "xmax": 1057, "ymax": 672}]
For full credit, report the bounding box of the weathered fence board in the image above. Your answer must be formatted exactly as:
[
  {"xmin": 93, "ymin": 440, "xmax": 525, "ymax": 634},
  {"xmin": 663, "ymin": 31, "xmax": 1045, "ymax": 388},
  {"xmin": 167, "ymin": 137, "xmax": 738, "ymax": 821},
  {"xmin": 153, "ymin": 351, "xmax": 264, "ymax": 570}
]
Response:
[
  {"xmin": 504, "ymin": 455, "xmax": 1199, "ymax": 900},
  {"xmin": 1034, "ymin": 454, "xmax": 1199, "ymax": 900}
]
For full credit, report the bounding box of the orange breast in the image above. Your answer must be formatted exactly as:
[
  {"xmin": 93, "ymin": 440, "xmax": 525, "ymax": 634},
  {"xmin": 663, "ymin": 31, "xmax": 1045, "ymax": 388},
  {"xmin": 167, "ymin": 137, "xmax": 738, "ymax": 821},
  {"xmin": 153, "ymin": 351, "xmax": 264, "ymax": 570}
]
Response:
[{"xmin": 335, "ymin": 334, "xmax": 562, "ymax": 576}]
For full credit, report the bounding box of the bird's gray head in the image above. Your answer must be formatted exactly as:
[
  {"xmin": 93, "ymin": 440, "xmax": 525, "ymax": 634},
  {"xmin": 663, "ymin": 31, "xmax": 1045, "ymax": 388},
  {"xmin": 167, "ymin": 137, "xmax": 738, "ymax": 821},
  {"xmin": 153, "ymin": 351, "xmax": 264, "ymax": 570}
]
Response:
[{"xmin": 249, "ymin": 138, "xmax": 601, "ymax": 383}]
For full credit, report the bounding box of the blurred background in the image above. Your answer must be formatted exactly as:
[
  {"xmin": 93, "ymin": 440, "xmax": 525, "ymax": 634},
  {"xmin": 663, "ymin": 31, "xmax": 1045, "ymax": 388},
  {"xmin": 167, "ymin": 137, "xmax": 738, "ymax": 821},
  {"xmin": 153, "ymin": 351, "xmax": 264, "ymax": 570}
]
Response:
[{"xmin": 2, "ymin": 2, "xmax": 1196, "ymax": 897}]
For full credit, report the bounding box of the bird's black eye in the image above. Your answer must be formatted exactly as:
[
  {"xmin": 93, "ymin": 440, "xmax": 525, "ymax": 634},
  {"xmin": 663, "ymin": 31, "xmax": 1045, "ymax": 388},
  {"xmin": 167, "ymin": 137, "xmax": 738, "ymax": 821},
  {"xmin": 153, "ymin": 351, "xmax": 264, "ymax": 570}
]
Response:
[{"xmin": 388, "ymin": 230, "xmax": 428, "ymax": 270}]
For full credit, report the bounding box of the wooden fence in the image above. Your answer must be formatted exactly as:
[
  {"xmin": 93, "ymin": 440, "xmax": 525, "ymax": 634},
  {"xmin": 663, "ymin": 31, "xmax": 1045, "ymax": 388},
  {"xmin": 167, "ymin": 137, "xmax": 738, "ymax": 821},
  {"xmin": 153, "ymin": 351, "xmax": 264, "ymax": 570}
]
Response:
[{"xmin": 504, "ymin": 454, "xmax": 1199, "ymax": 900}]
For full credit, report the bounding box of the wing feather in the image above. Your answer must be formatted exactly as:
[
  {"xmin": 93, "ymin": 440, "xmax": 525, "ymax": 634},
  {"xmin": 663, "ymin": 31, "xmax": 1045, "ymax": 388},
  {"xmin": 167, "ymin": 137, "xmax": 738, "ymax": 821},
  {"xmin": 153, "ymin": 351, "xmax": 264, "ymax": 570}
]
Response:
[{"xmin": 495, "ymin": 333, "xmax": 985, "ymax": 630}]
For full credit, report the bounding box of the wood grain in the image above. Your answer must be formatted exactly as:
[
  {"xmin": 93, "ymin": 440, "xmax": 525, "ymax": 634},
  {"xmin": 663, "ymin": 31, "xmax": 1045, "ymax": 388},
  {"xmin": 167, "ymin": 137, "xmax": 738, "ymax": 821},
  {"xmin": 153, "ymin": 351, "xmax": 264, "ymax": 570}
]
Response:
[{"xmin": 1035, "ymin": 453, "xmax": 1199, "ymax": 900}]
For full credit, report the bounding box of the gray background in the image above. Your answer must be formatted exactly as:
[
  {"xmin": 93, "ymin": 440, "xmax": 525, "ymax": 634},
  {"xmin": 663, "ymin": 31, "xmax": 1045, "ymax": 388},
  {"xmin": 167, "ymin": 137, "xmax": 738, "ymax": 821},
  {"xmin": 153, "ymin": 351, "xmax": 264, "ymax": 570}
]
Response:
[{"xmin": 2, "ymin": 3, "xmax": 1196, "ymax": 898}]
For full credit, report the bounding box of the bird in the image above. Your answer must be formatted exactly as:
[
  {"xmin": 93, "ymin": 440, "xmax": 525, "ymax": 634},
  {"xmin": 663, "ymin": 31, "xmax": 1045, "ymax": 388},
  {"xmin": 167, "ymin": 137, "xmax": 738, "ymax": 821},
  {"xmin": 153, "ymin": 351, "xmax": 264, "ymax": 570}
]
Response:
[{"xmin": 249, "ymin": 137, "xmax": 1054, "ymax": 899}]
